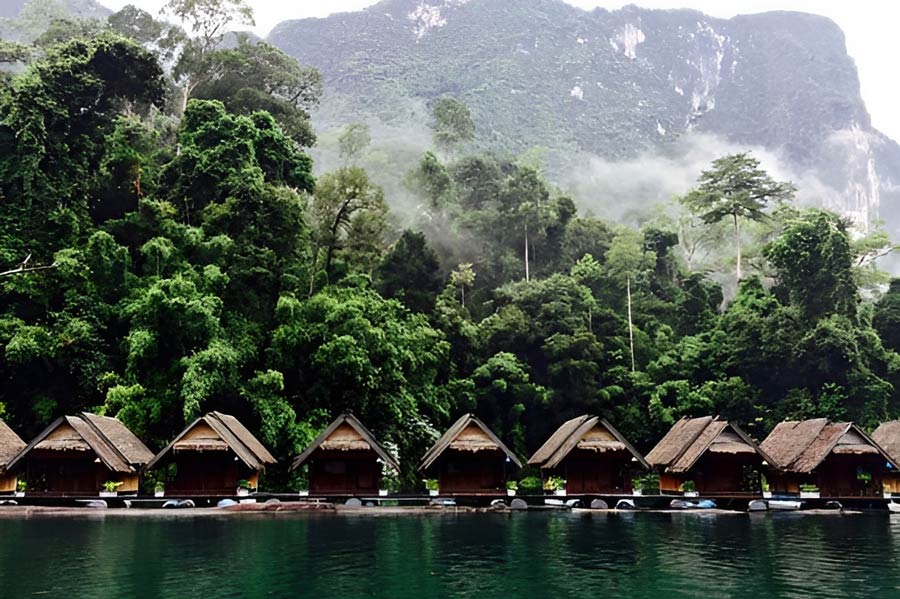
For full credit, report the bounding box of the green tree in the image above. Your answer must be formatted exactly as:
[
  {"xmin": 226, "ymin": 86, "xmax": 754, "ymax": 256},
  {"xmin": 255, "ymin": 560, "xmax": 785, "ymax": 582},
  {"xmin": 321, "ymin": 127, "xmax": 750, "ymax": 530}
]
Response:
[
  {"xmin": 764, "ymin": 209, "xmax": 857, "ymax": 320},
  {"xmin": 430, "ymin": 96, "xmax": 475, "ymax": 156},
  {"xmin": 0, "ymin": 34, "xmax": 165, "ymax": 262},
  {"xmin": 450, "ymin": 263, "xmax": 475, "ymax": 307},
  {"xmin": 338, "ymin": 122, "xmax": 371, "ymax": 164},
  {"xmin": 163, "ymin": 0, "xmax": 255, "ymax": 114},
  {"xmin": 269, "ymin": 286, "xmax": 457, "ymax": 486},
  {"xmin": 376, "ymin": 230, "xmax": 442, "ymax": 314},
  {"xmin": 192, "ymin": 39, "xmax": 322, "ymax": 146},
  {"xmin": 683, "ymin": 153, "xmax": 795, "ymax": 285},
  {"xmin": 471, "ymin": 352, "xmax": 548, "ymax": 457},
  {"xmin": 875, "ymin": 279, "xmax": 900, "ymax": 353},
  {"xmin": 308, "ymin": 166, "xmax": 388, "ymax": 286}
]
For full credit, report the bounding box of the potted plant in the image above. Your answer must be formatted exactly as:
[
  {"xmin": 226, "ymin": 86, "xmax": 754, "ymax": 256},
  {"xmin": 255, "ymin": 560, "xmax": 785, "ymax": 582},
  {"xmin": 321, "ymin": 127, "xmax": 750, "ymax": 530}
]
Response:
[
  {"xmin": 762, "ymin": 478, "xmax": 772, "ymax": 499},
  {"xmin": 506, "ymin": 481, "xmax": 518, "ymax": 497},
  {"xmin": 100, "ymin": 481, "xmax": 123, "ymax": 497},
  {"xmin": 631, "ymin": 477, "xmax": 643, "ymax": 496},
  {"xmin": 545, "ymin": 476, "xmax": 566, "ymax": 496},
  {"xmin": 518, "ymin": 476, "xmax": 541, "ymax": 495},
  {"xmin": 799, "ymin": 484, "xmax": 820, "ymax": 499},
  {"xmin": 681, "ymin": 480, "xmax": 698, "ymax": 497},
  {"xmin": 857, "ymin": 469, "xmax": 873, "ymax": 495},
  {"xmin": 425, "ymin": 479, "xmax": 439, "ymax": 496},
  {"xmin": 14, "ymin": 480, "xmax": 25, "ymax": 497},
  {"xmin": 154, "ymin": 481, "xmax": 165, "ymax": 498},
  {"xmin": 236, "ymin": 479, "xmax": 255, "ymax": 497}
]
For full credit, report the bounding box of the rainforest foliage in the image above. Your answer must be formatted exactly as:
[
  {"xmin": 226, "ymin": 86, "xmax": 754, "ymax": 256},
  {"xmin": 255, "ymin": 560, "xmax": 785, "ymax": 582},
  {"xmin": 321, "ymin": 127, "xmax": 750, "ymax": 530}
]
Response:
[{"xmin": 0, "ymin": 1, "xmax": 899, "ymax": 489}]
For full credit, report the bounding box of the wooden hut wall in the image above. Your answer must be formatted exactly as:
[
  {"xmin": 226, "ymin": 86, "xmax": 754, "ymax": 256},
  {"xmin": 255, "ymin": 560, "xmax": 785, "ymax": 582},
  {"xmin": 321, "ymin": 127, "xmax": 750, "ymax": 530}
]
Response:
[
  {"xmin": 435, "ymin": 424, "xmax": 508, "ymax": 493},
  {"xmin": 165, "ymin": 422, "xmax": 257, "ymax": 494},
  {"xmin": 166, "ymin": 453, "xmax": 254, "ymax": 494},
  {"xmin": 768, "ymin": 454, "xmax": 885, "ymax": 496},
  {"xmin": 0, "ymin": 473, "xmax": 17, "ymax": 493},
  {"xmin": 309, "ymin": 451, "xmax": 381, "ymax": 494},
  {"xmin": 556, "ymin": 450, "xmax": 634, "ymax": 494},
  {"xmin": 884, "ymin": 472, "xmax": 900, "ymax": 495},
  {"xmin": 23, "ymin": 421, "xmax": 139, "ymax": 493},
  {"xmin": 437, "ymin": 450, "xmax": 506, "ymax": 493},
  {"xmin": 307, "ymin": 422, "xmax": 382, "ymax": 494},
  {"xmin": 689, "ymin": 453, "xmax": 760, "ymax": 495},
  {"xmin": 0, "ymin": 422, "xmax": 24, "ymax": 493}
]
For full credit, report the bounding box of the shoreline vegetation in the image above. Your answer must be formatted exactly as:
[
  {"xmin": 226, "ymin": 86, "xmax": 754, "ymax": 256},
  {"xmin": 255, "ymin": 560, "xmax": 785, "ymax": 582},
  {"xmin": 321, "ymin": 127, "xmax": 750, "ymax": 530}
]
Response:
[{"xmin": 2, "ymin": 1, "xmax": 900, "ymax": 498}]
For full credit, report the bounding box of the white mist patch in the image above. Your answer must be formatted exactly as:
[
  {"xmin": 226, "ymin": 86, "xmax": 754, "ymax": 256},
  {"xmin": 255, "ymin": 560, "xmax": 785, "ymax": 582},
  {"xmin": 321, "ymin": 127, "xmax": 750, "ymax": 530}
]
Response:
[
  {"xmin": 557, "ymin": 132, "xmax": 846, "ymax": 224},
  {"xmin": 612, "ymin": 24, "xmax": 645, "ymax": 60}
]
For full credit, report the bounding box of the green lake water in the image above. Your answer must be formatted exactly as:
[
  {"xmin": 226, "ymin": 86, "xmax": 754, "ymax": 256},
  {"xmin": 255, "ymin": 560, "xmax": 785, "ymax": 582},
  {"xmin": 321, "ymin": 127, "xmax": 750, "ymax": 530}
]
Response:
[{"xmin": 1, "ymin": 511, "xmax": 899, "ymax": 598}]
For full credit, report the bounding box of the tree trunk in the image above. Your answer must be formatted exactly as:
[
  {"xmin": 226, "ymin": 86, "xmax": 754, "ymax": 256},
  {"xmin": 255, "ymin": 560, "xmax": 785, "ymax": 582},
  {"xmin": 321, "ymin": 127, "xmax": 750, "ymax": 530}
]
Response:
[
  {"xmin": 734, "ymin": 213, "xmax": 742, "ymax": 285},
  {"xmin": 460, "ymin": 284, "xmax": 465, "ymax": 307},
  {"xmin": 627, "ymin": 275, "xmax": 636, "ymax": 372},
  {"xmin": 524, "ymin": 222, "xmax": 530, "ymax": 282}
]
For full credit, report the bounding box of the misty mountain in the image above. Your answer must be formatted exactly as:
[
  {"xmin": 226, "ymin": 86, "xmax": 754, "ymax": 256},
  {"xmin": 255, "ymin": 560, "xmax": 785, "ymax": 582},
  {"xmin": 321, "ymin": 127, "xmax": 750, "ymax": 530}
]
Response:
[
  {"xmin": 269, "ymin": 0, "xmax": 900, "ymax": 233},
  {"xmin": 0, "ymin": 0, "xmax": 110, "ymax": 20}
]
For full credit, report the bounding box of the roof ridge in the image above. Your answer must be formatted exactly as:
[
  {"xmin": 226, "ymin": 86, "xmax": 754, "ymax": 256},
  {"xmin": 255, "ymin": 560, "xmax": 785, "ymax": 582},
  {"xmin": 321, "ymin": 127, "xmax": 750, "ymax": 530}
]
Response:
[
  {"xmin": 418, "ymin": 414, "xmax": 522, "ymax": 473},
  {"xmin": 80, "ymin": 412, "xmax": 132, "ymax": 470},
  {"xmin": 664, "ymin": 415, "xmax": 713, "ymax": 470},
  {"xmin": 291, "ymin": 413, "xmax": 398, "ymax": 472}
]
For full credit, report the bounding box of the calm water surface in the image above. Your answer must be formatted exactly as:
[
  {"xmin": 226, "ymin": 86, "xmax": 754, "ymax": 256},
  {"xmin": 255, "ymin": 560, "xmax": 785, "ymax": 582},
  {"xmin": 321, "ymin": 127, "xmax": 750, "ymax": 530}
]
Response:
[{"xmin": 1, "ymin": 511, "xmax": 898, "ymax": 598}]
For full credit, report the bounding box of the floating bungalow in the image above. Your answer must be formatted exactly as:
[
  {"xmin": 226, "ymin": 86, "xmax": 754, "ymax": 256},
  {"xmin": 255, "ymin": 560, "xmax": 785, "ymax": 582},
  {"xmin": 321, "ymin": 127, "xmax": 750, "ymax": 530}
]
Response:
[
  {"xmin": 418, "ymin": 414, "xmax": 522, "ymax": 495},
  {"xmin": 291, "ymin": 413, "xmax": 399, "ymax": 496},
  {"xmin": 7, "ymin": 413, "xmax": 152, "ymax": 494},
  {"xmin": 0, "ymin": 420, "xmax": 26, "ymax": 493},
  {"xmin": 645, "ymin": 416, "xmax": 772, "ymax": 495},
  {"xmin": 527, "ymin": 415, "xmax": 649, "ymax": 494},
  {"xmin": 761, "ymin": 419, "xmax": 893, "ymax": 497},
  {"xmin": 873, "ymin": 421, "xmax": 900, "ymax": 495},
  {"xmin": 145, "ymin": 412, "xmax": 276, "ymax": 495}
]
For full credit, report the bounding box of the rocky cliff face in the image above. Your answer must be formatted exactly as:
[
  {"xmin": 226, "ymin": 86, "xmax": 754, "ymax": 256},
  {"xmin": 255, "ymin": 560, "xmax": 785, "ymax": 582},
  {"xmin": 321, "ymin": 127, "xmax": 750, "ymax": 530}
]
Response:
[{"xmin": 272, "ymin": 0, "xmax": 900, "ymax": 232}]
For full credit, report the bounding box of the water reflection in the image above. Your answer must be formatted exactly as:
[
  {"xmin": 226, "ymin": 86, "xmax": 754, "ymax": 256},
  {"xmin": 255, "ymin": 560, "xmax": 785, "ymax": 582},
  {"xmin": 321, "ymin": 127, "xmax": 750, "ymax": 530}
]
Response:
[{"xmin": 0, "ymin": 512, "xmax": 898, "ymax": 598}]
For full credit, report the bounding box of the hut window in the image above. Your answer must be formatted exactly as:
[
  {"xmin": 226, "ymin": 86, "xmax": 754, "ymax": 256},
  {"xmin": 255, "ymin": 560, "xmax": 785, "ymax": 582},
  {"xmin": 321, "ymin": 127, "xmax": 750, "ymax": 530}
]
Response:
[{"xmin": 324, "ymin": 461, "xmax": 346, "ymax": 475}]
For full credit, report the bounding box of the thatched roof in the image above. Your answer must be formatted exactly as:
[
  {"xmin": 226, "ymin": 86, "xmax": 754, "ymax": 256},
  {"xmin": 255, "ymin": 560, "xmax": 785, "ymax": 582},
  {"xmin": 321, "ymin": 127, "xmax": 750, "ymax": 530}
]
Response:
[
  {"xmin": 146, "ymin": 412, "xmax": 276, "ymax": 472},
  {"xmin": 0, "ymin": 420, "xmax": 25, "ymax": 471},
  {"xmin": 418, "ymin": 414, "xmax": 523, "ymax": 473},
  {"xmin": 761, "ymin": 419, "xmax": 893, "ymax": 473},
  {"xmin": 81, "ymin": 413, "xmax": 154, "ymax": 466},
  {"xmin": 7, "ymin": 413, "xmax": 152, "ymax": 474},
  {"xmin": 291, "ymin": 413, "xmax": 399, "ymax": 472},
  {"xmin": 645, "ymin": 416, "xmax": 772, "ymax": 474},
  {"xmin": 527, "ymin": 415, "xmax": 650, "ymax": 470},
  {"xmin": 873, "ymin": 421, "xmax": 900, "ymax": 466}
]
